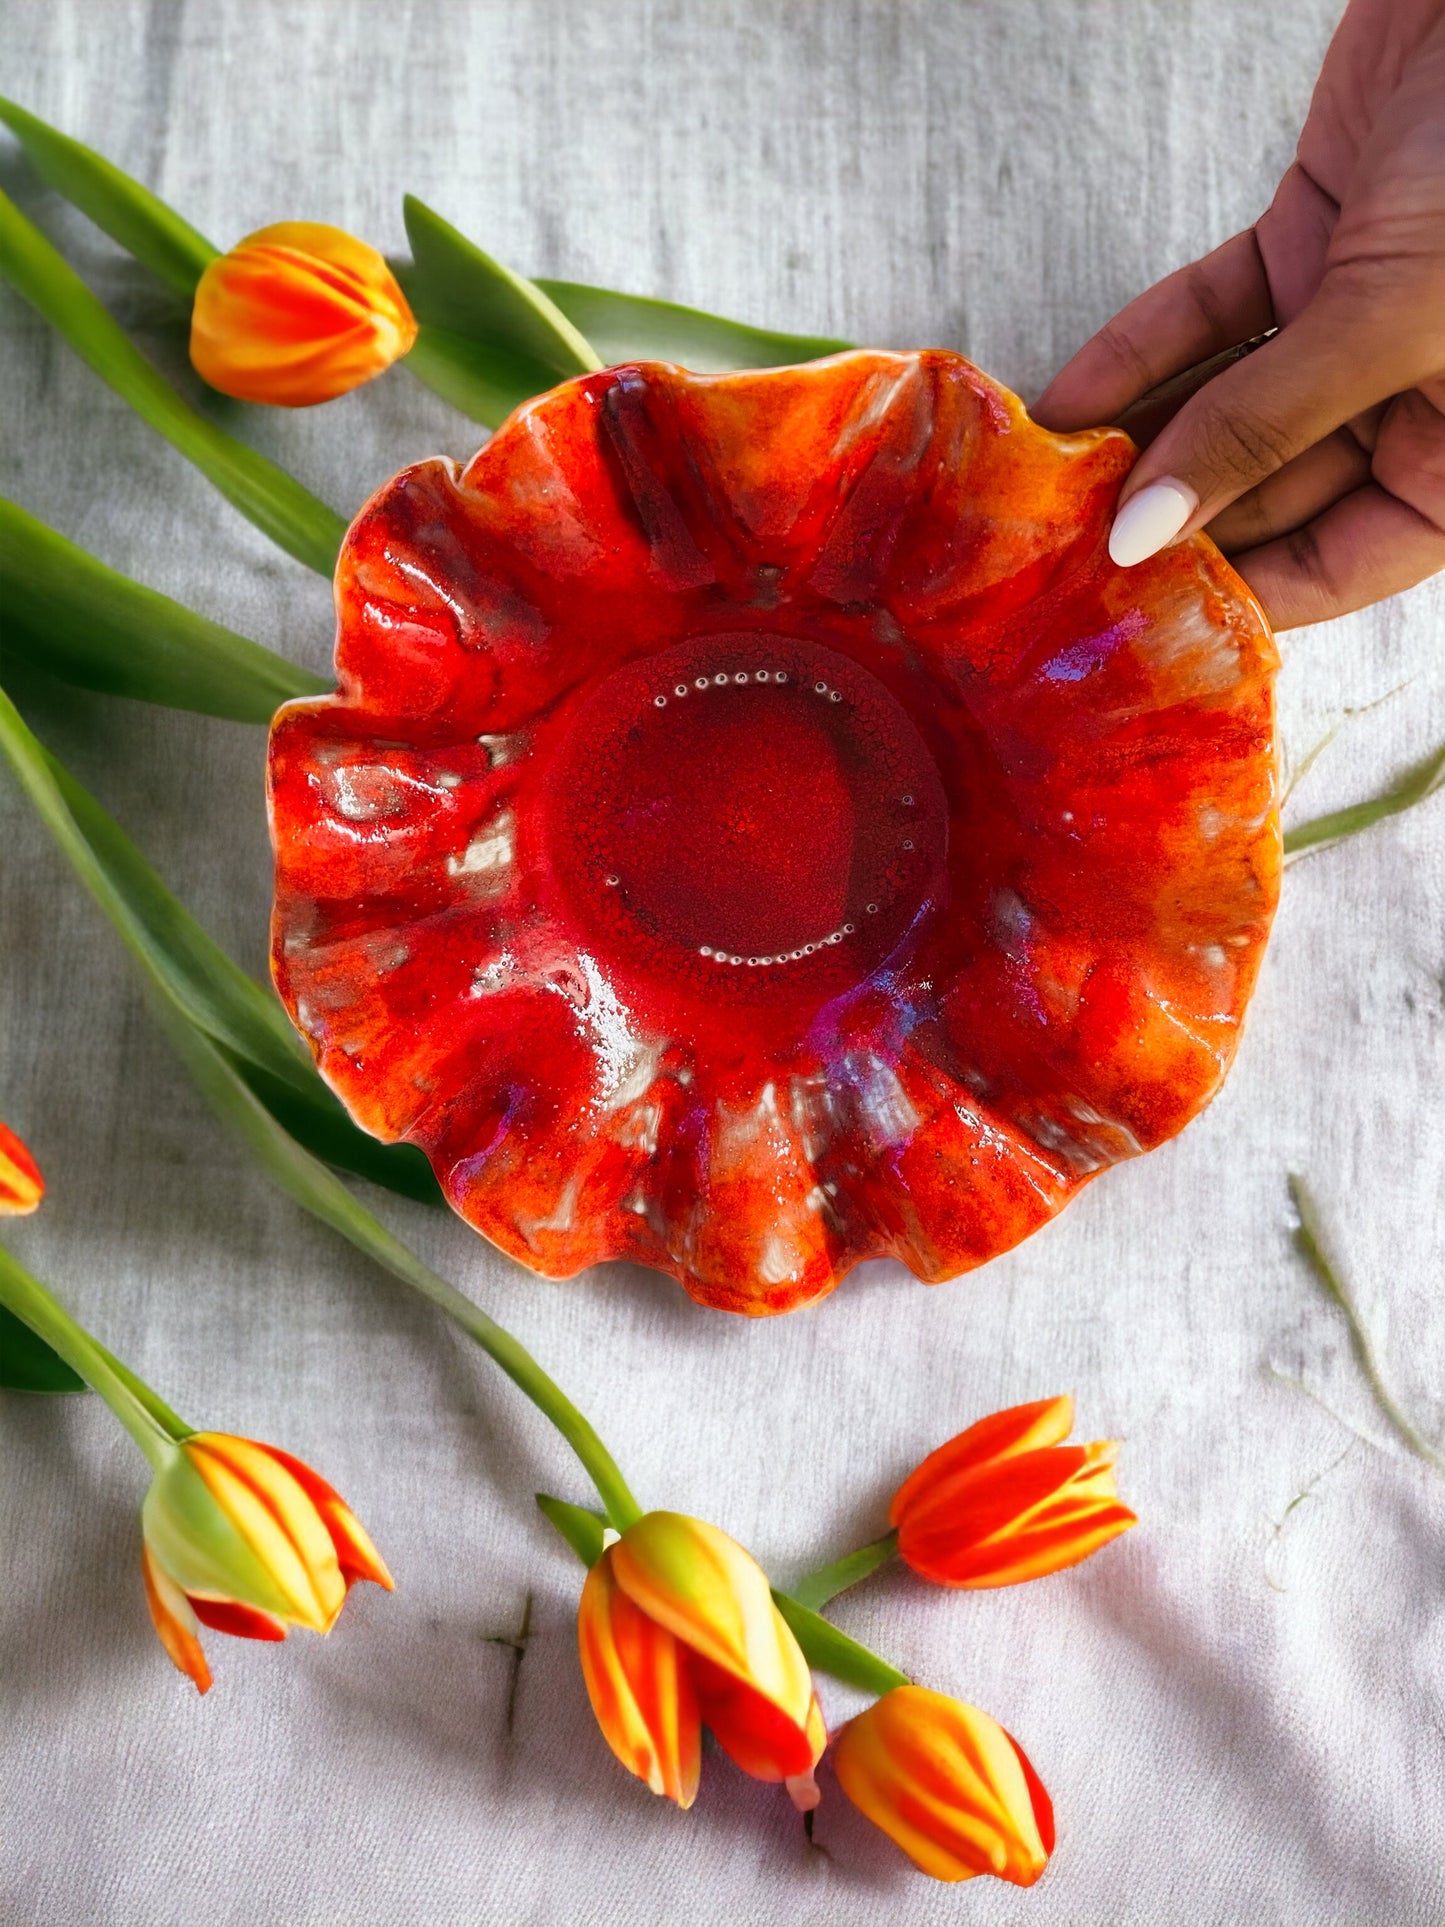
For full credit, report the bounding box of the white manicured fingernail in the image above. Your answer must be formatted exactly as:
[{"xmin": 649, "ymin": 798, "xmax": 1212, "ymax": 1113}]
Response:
[{"xmin": 1108, "ymin": 480, "xmax": 1198, "ymax": 567}]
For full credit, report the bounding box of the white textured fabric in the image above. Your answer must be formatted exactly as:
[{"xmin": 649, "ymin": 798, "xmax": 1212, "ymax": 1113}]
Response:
[{"xmin": 2, "ymin": 3, "xmax": 1443, "ymax": 1922}]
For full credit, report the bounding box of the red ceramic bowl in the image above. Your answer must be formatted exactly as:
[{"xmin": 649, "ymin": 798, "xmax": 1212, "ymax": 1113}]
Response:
[{"xmin": 268, "ymin": 350, "xmax": 1279, "ymax": 1315}]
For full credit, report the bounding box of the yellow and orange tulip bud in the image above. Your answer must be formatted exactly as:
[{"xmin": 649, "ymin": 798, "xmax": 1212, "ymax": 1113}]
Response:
[
  {"xmin": 578, "ymin": 1511, "xmax": 824, "ymax": 1811},
  {"xmin": 141, "ymin": 1432, "xmax": 391, "ymax": 1692},
  {"xmin": 190, "ymin": 222, "xmax": 417, "ymax": 407},
  {"xmin": 890, "ymin": 1395, "xmax": 1136, "ymax": 1589},
  {"xmin": 832, "ymin": 1684, "xmax": 1054, "ymax": 1886},
  {"xmin": 0, "ymin": 1122, "xmax": 44, "ymax": 1215}
]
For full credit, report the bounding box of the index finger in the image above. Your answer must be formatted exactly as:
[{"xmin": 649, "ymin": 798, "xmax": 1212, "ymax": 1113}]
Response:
[{"xmin": 1032, "ymin": 228, "xmax": 1275, "ymax": 431}]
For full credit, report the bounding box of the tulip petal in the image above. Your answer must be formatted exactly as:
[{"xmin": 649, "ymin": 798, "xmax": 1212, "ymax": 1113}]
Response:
[
  {"xmin": 189, "ymin": 1595, "xmax": 288, "ymax": 1642},
  {"xmin": 889, "ymin": 1396, "xmax": 1074, "ymax": 1524},
  {"xmin": 262, "ymin": 1444, "xmax": 394, "ymax": 1592},
  {"xmin": 833, "ymin": 1685, "xmax": 1051, "ymax": 1886},
  {"xmin": 0, "ymin": 1121, "xmax": 44, "ymax": 1215},
  {"xmin": 784, "ymin": 1696, "xmax": 828, "ymax": 1811},
  {"xmin": 1006, "ymin": 1729, "xmax": 1056, "ymax": 1856},
  {"xmin": 610, "ymin": 1513, "xmax": 816, "ymax": 1739},
  {"xmin": 142, "ymin": 1544, "xmax": 212, "ymax": 1694},
  {"xmin": 141, "ymin": 1449, "xmax": 298, "ymax": 1621},
  {"xmin": 578, "ymin": 1550, "xmax": 701, "ymax": 1807},
  {"xmin": 689, "ymin": 1651, "xmax": 822, "ymax": 1783},
  {"xmin": 186, "ymin": 1435, "xmax": 344, "ymax": 1631}
]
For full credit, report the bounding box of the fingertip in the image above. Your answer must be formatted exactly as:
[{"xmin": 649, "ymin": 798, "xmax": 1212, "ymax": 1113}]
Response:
[{"xmin": 1107, "ymin": 479, "xmax": 1198, "ymax": 567}]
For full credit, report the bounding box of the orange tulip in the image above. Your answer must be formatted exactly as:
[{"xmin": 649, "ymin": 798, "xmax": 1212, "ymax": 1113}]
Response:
[
  {"xmin": 890, "ymin": 1395, "xmax": 1136, "ymax": 1588},
  {"xmin": 190, "ymin": 222, "xmax": 417, "ymax": 406},
  {"xmin": 0, "ymin": 1122, "xmax": 44, "ymax": 1214},
  {"xmin": 832, "ymin": 1684, "xmax": 1054, "ymax": 1885},
  {"xmin": 142, "ymin": 1432, "xmax": 392, "ymax": 1692},
  {"xmin": 577, "ymin": 1510, "xmax": 825, "ymax": 1811}
]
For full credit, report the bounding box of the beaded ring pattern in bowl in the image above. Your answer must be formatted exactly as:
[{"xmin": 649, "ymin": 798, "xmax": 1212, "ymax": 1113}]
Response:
[{"xmin": 267, "ymin": 349, "xmax": 1280, "ymax": 1316}]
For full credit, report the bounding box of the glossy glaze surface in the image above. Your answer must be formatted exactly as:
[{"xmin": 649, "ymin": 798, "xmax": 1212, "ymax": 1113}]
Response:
[{"xmin": 268, "ymin": 350, "xmax": 1279, "ymax": 1314}]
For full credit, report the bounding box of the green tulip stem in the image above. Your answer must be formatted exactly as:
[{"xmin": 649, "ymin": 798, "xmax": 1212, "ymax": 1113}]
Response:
[
  {"xmin": 788, "ymin": 1530, "xmax": 900, "ymax": 1610},
  {"xmin": 352, "ymin": 1229, "xmax": 646, "ymax": 1533},
  {"xmin": 0, "ymin": 1245, "xmax": 188, "ymax": 1466}
]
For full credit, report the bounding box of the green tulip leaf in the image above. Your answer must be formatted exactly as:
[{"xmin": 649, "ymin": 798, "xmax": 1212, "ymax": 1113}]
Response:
[
  {"xmin": 233, "ymin": 1057, "xmax": 441, "ymax": 1205},
  {"xmin": 771, "ymin": 1590, "xmax": 908, "ymax": 1696},
  {"xmin": 0, "ymin": 684, "xmax": 441, "ymax": 1205},
  {"xmin": 400, "ymin": 325, "xmax": 543, "ymax": 432},
  {"xmin": 538, "ymin": 279, "xmax": 852, "ymax": 371},
  {"xmin": 398, "ymin": 196, "xmax": 602, "ymax": 426},
  {"xmin": 1284, "ymin": 736, "xmax": 1445, "ymax": 858},
  {"xmin": 535, "ymin": 1493, "xmax": 609, "ymax": 1566},
  {"xmin": 0, "ymin": 189, "xmax": 345, "ymax": 576},
  {"xmin": 0, "ymin": 1300, "xmax": 86, "ymax": 1393},
  {"xmin": 0, "ymin": 96, "xmax": 216, "ymax": 298},
  {"xmin": 0, "ymin": 499, "xmax": 327, "ymax": 722}
]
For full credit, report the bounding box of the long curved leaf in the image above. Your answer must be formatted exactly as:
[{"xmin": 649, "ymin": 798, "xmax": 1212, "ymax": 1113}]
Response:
[
  {"xmin": 400, "ymin": 325, "xmax": 546, "ymax": 432},
  {"xmin": 0, "ymin": 499, "xmax": 327, "ymax": 721},
  {"xmin": 0, "ymin": 189, "xmax": 345, "ymax": 576},
  {"xmin": 538, "ymin": 278, "xmax": 852, "ymax": 371},
  {"xmin": 0, "ymin": 1300, "xmax": 86, "ymax": 1393},
  {"xmin": 535, "ymin": 1493, "xmax": 608, "ymax": 1566},
  {"xmin": 0, "ymin": 685, "xmax": 441, "ymax": 1204},
  {"xmin": 1284, "ymin": 737, "xmax": 1445, "ymax": 857},
  {"xmin": 397, "ymin": 196, "xmax": 602, "ymax": 426},
  {"xmin": 402, "ymin": 195, "xmax": 601, "ymax": 375},
  {"xmin": 0, "ymin": 96, "xmax": 216, "ymax": 297},
  {"xmin": 771, "ymin": 1591, "xmax": 908, "ymax": 1696}
]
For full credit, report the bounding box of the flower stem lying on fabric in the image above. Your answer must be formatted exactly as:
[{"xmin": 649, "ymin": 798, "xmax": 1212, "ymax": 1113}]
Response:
[
  {"xmin": 1283, "ymin": 735, "xmax": 1444, "ymax": 859},
  {"xmin": 1287, "ymin": 1175, "xmax": 1445, "ymax": 1475},
  {"xmin": 0, "ymin": 1243, "xmax": 184, "ymax": 1463},
  {"xmin": 788, "ymin": 1531, "xmax": 900, "ymax": 1610}
]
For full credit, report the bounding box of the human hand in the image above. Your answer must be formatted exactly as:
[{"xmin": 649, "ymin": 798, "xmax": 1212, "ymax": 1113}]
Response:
[{"xmin": 1032, "ymin": 0, "xmax": 1445, "ymax": 630}]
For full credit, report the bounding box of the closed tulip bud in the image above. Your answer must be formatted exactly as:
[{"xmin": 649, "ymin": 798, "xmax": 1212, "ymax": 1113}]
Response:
[
  {"xmin": 141, "ymin": 1432, "xmax": 392, "ymax": 1692},
  {"xmin": 833, "ymin": 1684, "xmax": 1054, "ymax": 1886},
  {"xmin": 577, "ymin": 1511, "xmax": 824, "ymax": 1811},
  {"xmin": 190, "ymin": 222, "xmax": 417, "ymax": 406},
  {"xmin": 890, "ymin": 1395, "xmax": 1136, "ymax": 1589},
  {"xmin": 0, "ymin": 1122, "xmax": 44, "ymax": 1215}
]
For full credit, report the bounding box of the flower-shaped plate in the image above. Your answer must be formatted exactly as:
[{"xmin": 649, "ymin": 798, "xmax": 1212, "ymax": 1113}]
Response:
[{"xmin": 268, "ymin": 350, "xmax": 1279, "ymax": 1314}]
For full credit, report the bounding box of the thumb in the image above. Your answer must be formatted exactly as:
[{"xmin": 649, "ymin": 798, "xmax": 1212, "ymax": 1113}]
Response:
[{"xmin": 1106, "ymin": 279, "xmax": 1422, "ymax": 568}]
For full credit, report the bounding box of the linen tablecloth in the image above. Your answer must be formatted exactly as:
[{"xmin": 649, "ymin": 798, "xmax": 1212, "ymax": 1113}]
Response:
[{"xmin": 3, "ymin": 3, "xmax": 1442, "ymax": 1921}]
